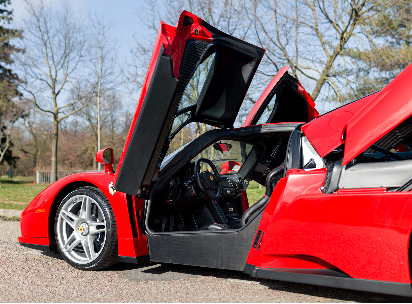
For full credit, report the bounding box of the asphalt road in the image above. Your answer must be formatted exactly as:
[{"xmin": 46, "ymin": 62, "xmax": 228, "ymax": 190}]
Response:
[{"xmin": 0, "ymin": 219, "xmax": 410, "ymax": 303}]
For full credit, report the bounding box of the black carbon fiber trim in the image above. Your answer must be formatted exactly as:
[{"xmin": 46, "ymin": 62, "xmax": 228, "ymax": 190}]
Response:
[
  {"xmin": 147, "ymin": 212, "xmax": 263, "ymax": 271},
  {"xmin": 179, "ymin": 41, "xmax": 209, "ymax": 86},
  {"xmin": 248, "ymin": 266, "xmax": 412, "ymax": 297},
  {"xmin": 118, "ymin": 255, "xmax": 150, "ymax": 264},
  {"xmin": 19, "ymin": 242, "xmax": 51, "ymax": 252}
]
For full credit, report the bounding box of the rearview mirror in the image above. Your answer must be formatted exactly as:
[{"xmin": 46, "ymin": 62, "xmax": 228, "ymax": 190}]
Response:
[{"xmin": 213, "ymin": 142, "xmax": 232, "ymax": 153}]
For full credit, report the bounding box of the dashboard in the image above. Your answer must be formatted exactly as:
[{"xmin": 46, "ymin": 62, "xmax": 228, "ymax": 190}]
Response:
[{"xmin": 162, "ymin": 161, "xmax": 247, "ymax": 210}]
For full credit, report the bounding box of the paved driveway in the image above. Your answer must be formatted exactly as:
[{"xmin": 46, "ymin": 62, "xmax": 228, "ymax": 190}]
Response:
[{"xmin": 0, "ymin": 220, "xmax": 409, "ymax": 302}]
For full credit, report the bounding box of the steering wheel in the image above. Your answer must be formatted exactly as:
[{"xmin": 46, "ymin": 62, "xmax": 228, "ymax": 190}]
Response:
[{"xmin": 194, "ymin": 158, "xmax": 222, "ymax": 200}]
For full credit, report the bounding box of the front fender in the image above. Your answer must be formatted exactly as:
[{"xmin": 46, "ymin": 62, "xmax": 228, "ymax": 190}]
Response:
[{"xmin": 18, "ymin": 172, "xmax": 148, "ymax": 258}]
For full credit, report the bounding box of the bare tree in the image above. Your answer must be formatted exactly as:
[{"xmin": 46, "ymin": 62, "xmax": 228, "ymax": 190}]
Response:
[
  {"xmin": 339, "ymin": 0, "xmax": 412, "ymax": 103},
  {"xmin": 0, "ymin": 100, "xmax": 23, "ymax": 164},
  {"xmin": 250, "ymin": 0, "xmax": 380, "ymax": 102},
  {"xmin": 128, "ymin": 0, "xmax": 253, "ymax": 144},
  {"xmin": 18, "ymin": 0, "xmax": 91, "ymax": 182},
  {"xmin": 71, "ymin": 87, "xmax": 123, "ymax": 169},
  {"xmin": 88, "ymin": 14, "xmax": 119, "ymax": 170},
  {"xmin": 127, "ymin": 0, "xmax": 252, "ymax": 95}
]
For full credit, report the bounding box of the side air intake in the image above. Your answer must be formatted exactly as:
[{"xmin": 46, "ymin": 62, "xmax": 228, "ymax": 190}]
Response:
[{"xmin": 179, "ymin": 41, "xmax": 209, "ymax": 86}]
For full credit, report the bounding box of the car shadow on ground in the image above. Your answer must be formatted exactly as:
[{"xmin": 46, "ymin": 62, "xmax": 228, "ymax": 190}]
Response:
[{"xmin": 111, "ymin": 262, "xmax": 411, "ymax": 303}]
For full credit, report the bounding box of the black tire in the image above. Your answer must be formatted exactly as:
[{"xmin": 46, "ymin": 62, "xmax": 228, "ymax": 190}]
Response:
[{"xmin": 54, "ymin": 186, "xmax": 118, "ymax": 270}]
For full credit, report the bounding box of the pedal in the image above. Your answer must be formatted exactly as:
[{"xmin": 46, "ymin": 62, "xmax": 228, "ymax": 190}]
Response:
[
  {"xmin": 169, "ymin": 214, "xmax": 174, "ymax": 231},
  {"xmin": 178, "ymin": 213, "xmax": 185, "ymax": 231},
  {"xmin": 154, "ymin": 215, "xmax": 161, "ymax": 230},
  {"xmin": 161, "ymin": 215, "xmax": 167, "ymax": 232}
]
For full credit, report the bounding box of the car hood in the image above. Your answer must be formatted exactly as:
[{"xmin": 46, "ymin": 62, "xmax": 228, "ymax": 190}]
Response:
[
  {"xmin": 302, "ymin": 63, "xmax": 412, "ymax": 165},
  {"xmin": 302, "ymin": 92, "xmax": 378, "ymax": 158},
  {"xmin": 343, "ymin": 64, "xmax": 412, "ymax": 165}
]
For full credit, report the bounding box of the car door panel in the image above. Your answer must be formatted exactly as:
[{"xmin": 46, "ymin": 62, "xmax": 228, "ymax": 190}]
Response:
[{"xmin": 247, "ymin": 169, "xmax": 412, "ymax": 284}]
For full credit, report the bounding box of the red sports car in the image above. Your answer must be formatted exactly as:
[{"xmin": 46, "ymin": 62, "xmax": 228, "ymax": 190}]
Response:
[{"xmin": 19, "ymin": 11, "xmax": 412, "ymax": 297}]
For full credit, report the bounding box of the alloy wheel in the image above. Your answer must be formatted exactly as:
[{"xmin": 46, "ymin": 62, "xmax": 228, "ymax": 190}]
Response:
[{"xmin": 57, "ymin": 194, "xmax": 107, "ymax": 264}]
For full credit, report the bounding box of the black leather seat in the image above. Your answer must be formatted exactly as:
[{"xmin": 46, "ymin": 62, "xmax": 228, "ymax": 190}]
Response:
[
  {"xmin": 198, "ymin": 128, "xmax": 302, "ymax": 231},
  {"xmin": 197, "ymin": 200, "xmax": 230, "ymax": 230},
  {"xmin": 198, "ymin": 164, "xmax": 285, "ymax": 231},
  {"xmin": 229, "ymin": 165, "xmax": 284, "ymax": 229}
]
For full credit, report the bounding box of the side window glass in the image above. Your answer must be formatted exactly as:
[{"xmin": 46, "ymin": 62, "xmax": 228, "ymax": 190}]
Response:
[
  {"xmin": 194, "ymin": 140, "xmax": 253, "ymax": 173},
  {"xmin": 301, "ymin": 136, "xmax": 323, "ymax": 169},
  {"xmin": 255, "ymin": 93, "xmax": 277, "ymax": 125},
  {"xmin": 179, "ymin": 52, "xmax": 216, "ymax": 110}
]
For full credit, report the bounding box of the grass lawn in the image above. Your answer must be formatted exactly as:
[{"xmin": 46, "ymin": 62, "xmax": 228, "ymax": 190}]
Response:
[
  {"xmin": 0, "ymin": 176, "xmax": 266, "ymax": 210},
  {"xmin": 0, "ymin": 176, "xmax": 48, "ymax": 210},
  {"xmin": 246, "ymin": 180, "xmax": 266, "ymax": 205}
]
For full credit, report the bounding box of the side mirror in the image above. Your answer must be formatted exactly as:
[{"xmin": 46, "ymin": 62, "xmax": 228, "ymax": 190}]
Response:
[
  {"xmin": 220, "ymin": 160, "xmax": 241, "ymax": 174},
  {"xmin": 96, "ymin": 148, "xmax": 115, "ymax": 173}
]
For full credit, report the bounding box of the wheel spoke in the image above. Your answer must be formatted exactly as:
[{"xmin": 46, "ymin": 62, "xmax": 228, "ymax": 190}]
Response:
[
  {"xmin": 89, "ymin": 221, "xmax": 106, "ymax": 235},
  {"xmin": 63, "ymin": 232, "xmax": 81, "ymax": 252},
  {"xmin": 61, "ymin": 209, "xmax": 79, "ymax": 221},
  {"xmin": 82, "ymin": 235, "xmax": 95, "ymax": 261},
  {"xmin": 60, "ymin": 213, "xmax": 75, "ymax": 229},
  {"xmin": 90, "ymin": 227, "xmax": 106, "ymax": 235},
  {"xmin": 81, "ymin": 196, "xmax": 92, "ymax": 221}
]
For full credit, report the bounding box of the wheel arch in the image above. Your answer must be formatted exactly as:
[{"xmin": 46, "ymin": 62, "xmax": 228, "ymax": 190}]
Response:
[{"xmin": 48, "ymin": 181, "xmax": 99, "ymax": 248}]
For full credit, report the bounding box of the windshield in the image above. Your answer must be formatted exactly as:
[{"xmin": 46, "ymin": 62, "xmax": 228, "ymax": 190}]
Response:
[
  {"xmin": 160, "ymin": 142, "xmax": 191, "ymax": 171},
  {"xmin": 193, "ymin": 140, "xmax": 253, "ymax": 173},
  {"xmin": 160, "ymin": 139, "xmax": 253, "ymax": 173}
]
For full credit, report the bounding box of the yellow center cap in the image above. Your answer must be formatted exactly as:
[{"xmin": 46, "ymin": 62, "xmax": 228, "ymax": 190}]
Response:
[
  {"xmin": 77, "ymin": 223, "xmax": 89, "ymax": 236},
  {"xmin": 210, "ymin": 175, "xmax": 213, "ymax": 181}
]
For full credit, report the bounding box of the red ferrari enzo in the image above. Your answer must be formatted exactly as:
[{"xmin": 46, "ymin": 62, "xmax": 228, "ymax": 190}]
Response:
[{"xmin": 18, "ymin": 11, "xmax": 412, "ymax": 297}]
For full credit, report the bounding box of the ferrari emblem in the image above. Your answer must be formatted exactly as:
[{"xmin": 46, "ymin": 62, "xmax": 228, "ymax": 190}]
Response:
[
  {"xmin": 210, "ymin": 175, "xmax": 213, "ymax": 181},
  {"xmin": 78, "ymin": 226, "xmax": 84, "ymax": 234},
  {"xmin": 109, "ymin": 182, "xmax": 116, "ymax": 195}
]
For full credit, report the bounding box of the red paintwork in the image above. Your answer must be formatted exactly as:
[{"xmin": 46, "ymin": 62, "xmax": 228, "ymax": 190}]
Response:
[
  {"xmin": 96, "ymin": 148, "xmax": 114, "ymax": 164},
  {"xmin": 243, "ymin": 66, "xmax": 290, "ymax": 127},
  {"xmin": 343, "ymin": 64, "xmax": 412, "ymax": 165},
  {"xmin": 241, "ymin": 191, "xmax": 249, "ymax": 212},
  {"xmin": 115, "ymin": 11, "xmax": 213, "ymax": 183},
  {"xmin": 18, "ymin": 172, "xmax": 148, "ymax": 259},
  {"xmin": 96, "ymin": 148, "xmax": 115, "ymax": 173},
  {"xmin": 302, "ymin": 92, "xmax": 378, "ymax": 157},
  {"xmin": 297, "ymin": 82, "xmax": 318, "ymax": 121},
  {"xmin": 168, "ymin": 11, "xmax": 212, "ymax": 78},
  {"xmin": 243, "ymin": 67, "xmax": 318, "ymax": 127},
  {"xmin": 246, "ymin": 169, "xmax": 412, "ymax": 284},
  {"xmin": 19, "ymin": 11, "xmax": 412, "ymax": 294}
]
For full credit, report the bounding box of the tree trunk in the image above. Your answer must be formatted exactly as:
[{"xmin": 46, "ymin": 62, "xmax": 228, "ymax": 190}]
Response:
[
  {"xmin": 50, "ymin": 119, "xmax": 59, "ymax": 183},
  {"xmin": 97, "ymin": 83, "xmax": 101, "ymax": 171}
]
